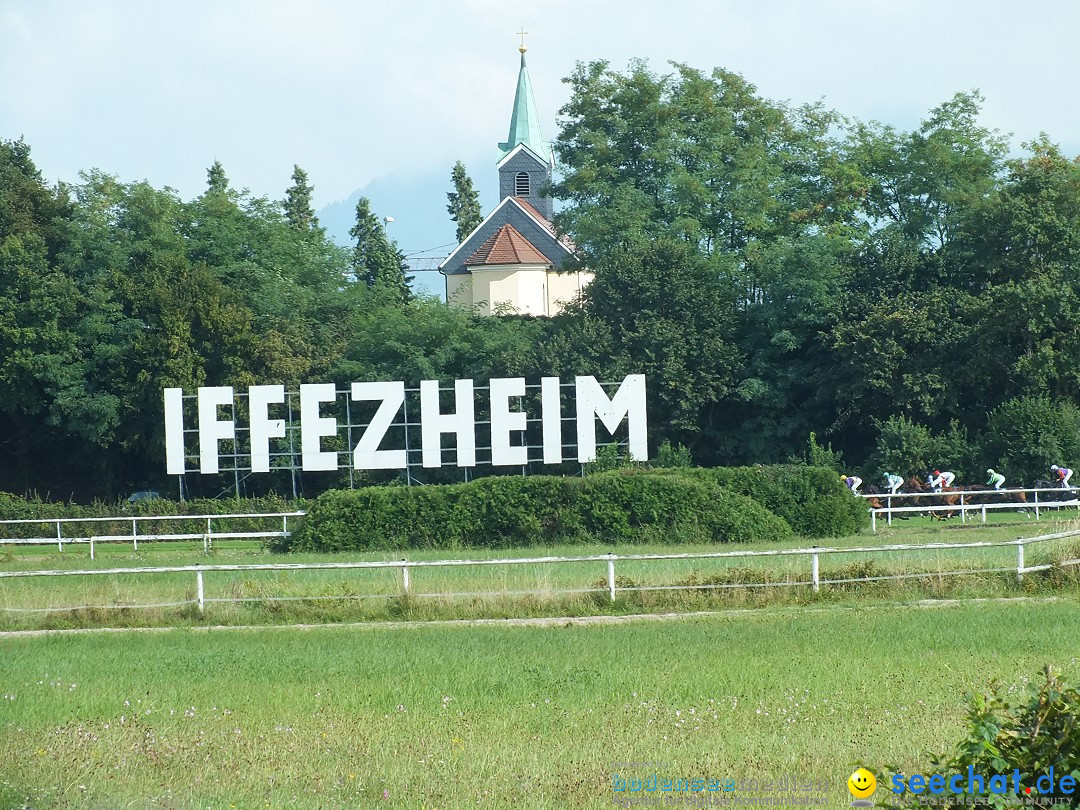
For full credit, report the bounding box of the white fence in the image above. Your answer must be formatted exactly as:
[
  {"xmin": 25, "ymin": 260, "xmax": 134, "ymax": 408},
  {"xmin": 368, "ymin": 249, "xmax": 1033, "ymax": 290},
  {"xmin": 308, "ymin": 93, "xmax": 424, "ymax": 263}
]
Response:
[
  {"xmin": 0, "ymin": 512, "xmax": 304, "ymax": 557},
  {"xmin": 3, "ymin": 527, "xmax": 1079, "ymax": 617},
  {"xmin": 859, "ymin": 487, "xmax": 1078, "ymax": 532}
]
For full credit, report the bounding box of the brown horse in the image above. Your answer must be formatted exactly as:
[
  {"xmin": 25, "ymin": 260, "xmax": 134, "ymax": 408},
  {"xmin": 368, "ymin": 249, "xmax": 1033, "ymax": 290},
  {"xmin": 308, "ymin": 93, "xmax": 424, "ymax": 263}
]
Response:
[{"xmin": 905, "ymin": 476, "xmax": 961, "ymax": 519}]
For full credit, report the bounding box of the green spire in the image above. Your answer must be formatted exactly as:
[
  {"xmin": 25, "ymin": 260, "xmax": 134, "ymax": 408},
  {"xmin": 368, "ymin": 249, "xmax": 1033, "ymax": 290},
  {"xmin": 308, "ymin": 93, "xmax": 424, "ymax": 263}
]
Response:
[{"xmin": 498, "ymin": 51, "xmax": 551, "ymax": 164}]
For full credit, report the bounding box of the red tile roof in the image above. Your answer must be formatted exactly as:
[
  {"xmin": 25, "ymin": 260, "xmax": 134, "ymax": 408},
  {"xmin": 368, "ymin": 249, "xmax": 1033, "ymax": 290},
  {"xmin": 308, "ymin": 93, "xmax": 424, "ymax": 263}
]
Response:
[{"xmin": 465, "ymin": 224, "xmax": 552, "ymax": 266}]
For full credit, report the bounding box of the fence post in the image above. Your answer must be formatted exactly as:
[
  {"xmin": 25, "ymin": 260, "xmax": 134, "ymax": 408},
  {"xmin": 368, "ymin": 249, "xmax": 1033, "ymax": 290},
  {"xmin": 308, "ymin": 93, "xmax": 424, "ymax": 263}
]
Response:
[
  {"xmin": 402, "ymin": 560, "xmax": 411, "ymax": 594},
  {"xmin": 960, "ymin": 492, "xmax": 966, "ymax": 524},
  {"xmin": 1016, "ymin": 542, "xmax": 1025, "ymax": 585},
  {"xmin": 132, "ymin": 518, "xmax": 138, "ymax": 552},
  {"xmin": 1034, "ymin": 490, "xmax": 1040, "ymax": 520},
  {"xmin": 981, "ymin": 504, "xmax": 987, "ymax": 523},
  {"xmin": 607, "ymin": 554, "xmax": 616, "ymax": 602},
  {"xmin": 90, "ymin": 535, "xmax": 95, "ymax": 561},
  {"xmin": 871, "ymin": 509, "xmax": 877, "ymax": 533},
  {"xmin": 56, "ymin": 520, "xmax": 63, "ymax": 552},
  {"xmin": 196, "ymin": 568, "xmax": 205, "ymax": 614},
  {"xmin": 886, "ymin": 496, "xmax": 893, "ymax": 526},
  {"xmin": 206, "ymin": 517, "xmax": 212, "ymax": 552},
  {"xmin": 812, "ymin": 548, "xmax": 820, "ymax": 594}
]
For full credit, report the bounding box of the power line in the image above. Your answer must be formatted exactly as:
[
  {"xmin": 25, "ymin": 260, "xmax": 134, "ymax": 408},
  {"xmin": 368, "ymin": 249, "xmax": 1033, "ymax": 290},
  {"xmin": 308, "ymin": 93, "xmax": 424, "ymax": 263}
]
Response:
[{"xmin": 403, "ymin": 242, "xmax": 457, "ymax": 258}]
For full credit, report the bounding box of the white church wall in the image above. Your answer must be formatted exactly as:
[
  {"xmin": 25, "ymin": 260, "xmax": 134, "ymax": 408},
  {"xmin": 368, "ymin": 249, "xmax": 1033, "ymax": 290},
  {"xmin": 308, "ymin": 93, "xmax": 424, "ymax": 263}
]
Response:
[{"xmin": 546, "ymin": 270, "xmax": 593, "ymax": 315}]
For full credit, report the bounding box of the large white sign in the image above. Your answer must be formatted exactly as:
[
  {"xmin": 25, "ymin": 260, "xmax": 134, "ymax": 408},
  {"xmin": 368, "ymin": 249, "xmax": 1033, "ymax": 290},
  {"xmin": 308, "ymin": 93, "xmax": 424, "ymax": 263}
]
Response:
[{"xmin": 164, "ymin": 375, "xmax": 647, "ymax": 475}]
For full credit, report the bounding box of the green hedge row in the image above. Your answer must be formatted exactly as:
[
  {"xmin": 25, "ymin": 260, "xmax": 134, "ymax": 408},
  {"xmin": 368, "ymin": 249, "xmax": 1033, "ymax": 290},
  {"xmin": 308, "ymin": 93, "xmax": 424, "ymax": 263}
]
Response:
[
  {"xmin": 659, "ymin": 465, "xmax": 869, "ymax": 537},
  {"xmin": 287, "ymin": 470, "xmax": 795, "ymax": 552},
  {"xmin": 0, "ymin": 464, "xmax": 864, "ymax": 549},
  {"xmin": 0, "ymin": 493, "xmax": 306, "ymax": 539}
]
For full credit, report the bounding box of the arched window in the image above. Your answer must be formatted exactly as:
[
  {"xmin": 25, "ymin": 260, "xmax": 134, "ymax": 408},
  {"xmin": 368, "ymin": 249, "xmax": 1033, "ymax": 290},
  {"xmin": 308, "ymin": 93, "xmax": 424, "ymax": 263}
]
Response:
[{"xmin": 515, "ymin": 172, "xmax": 530, "ymax": 196}]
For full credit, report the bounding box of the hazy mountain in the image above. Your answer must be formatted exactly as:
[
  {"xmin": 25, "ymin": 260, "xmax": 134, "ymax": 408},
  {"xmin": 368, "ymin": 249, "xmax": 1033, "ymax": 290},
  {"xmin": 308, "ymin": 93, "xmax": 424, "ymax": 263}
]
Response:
[{"xmin": 318, "ymin": 158, "xmax": 500, "ymax": 298}]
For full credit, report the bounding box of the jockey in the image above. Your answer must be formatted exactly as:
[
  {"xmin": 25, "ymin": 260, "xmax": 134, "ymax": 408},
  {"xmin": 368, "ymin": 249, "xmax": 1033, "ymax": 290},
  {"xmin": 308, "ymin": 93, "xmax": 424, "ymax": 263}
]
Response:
[
  {"xmin": 1051, "ymin": 465, "xmax": 1073, "ymax": 488},
  {"xmin": 928, "ymin": 470, "xmax": 956, "ymax": 492},
  {"xmin": 986, "ymin": 468, "xmax": 1005, "ymax": 490},
  {"xmin": 883, "ymin": 472, "xmax": 903, "ymax": 495},
  {"xmin": 842, "ymin": 475, "xmax": 862, "ymax": 494}
]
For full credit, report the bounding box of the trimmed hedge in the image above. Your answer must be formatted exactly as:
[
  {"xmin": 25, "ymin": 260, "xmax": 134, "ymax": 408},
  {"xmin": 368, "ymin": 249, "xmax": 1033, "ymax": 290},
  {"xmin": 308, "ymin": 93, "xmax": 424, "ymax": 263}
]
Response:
[
  {"xmin": 661, "ymin": 465, "xmax": 869, "ymax": 538},
  {"xmin": 0, "ymin": 492, "xmax": 306, "ymax": 540},
  {"xmin": 288, "ymin": 471, "xmax": 794, "ymax": 552}
]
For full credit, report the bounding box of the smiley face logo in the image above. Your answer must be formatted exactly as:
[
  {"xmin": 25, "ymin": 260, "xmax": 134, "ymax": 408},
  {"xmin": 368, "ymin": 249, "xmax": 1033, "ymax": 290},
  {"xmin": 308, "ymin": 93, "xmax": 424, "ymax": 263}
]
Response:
[{"xmin": 848, "ymin": 768, "xmax": 877, "ymax": 800}]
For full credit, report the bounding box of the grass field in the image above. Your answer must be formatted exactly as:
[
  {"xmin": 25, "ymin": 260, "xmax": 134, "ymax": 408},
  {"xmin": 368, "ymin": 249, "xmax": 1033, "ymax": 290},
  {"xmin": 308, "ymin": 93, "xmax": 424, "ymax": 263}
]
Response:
[
  {"xmin": 2, "ymin": 513, "xmax": 1080, "ymax": 631},
  {"xmin": 1, "ymin": 598, "xmax": 1078, "ymax": 808}
]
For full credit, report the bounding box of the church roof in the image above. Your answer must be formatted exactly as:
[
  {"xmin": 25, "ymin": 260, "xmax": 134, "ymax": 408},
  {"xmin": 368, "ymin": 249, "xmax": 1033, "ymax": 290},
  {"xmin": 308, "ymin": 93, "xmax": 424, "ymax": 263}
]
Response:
[
  {"xmin": 498, "ymin": 53, "xmax": 552, "ymax": 165},
  {"xmin": 439, "ymin": 196, "xmax": 574, "ymax": 276},
  {"xmin": 465, "ymin": 224, "xmax": 551, "ymax": 266}
]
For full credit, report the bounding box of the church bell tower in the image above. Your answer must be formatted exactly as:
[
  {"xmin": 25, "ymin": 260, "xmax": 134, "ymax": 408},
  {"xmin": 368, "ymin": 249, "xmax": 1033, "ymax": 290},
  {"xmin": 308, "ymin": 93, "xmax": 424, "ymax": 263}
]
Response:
[{"xmin": 496, "ymin": 33, "xmax": 554, "ymax": 220}]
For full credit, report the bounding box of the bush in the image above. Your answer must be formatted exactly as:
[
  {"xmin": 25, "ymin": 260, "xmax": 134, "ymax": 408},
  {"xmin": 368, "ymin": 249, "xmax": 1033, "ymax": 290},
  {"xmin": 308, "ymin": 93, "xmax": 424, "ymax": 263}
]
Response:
[
  {"xmin": 981, "ymin": 396, "xmax": 1080, "ymax": 485},
  {"xmin": 873, "ymin": 666, "xmax": 1080, "ymax": 809},
  {"xmin": 0, "ymin": 492, "xmax": 306, "ymax": 541},
  {"xmin": 664, "ymin": 465, "xmax": 867, "ymax": 538},
  {"xmin": 289, "ymin": 471, "xmax": 794, "ymax": 552},
  {"xmin": 866, "ymin": 415, "xmax": 980, "ymax": 482}
]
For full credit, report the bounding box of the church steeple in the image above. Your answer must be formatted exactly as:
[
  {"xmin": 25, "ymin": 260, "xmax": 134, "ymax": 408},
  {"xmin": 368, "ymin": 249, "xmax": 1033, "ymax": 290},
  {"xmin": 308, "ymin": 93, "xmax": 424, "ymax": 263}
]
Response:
[
  {"xmin": 498, "ymin": 40, "xmax": 552, "ymax": 166},
  {"xmin": 496, "ymin": 37, "xmax": 554, "ymax": 220}
]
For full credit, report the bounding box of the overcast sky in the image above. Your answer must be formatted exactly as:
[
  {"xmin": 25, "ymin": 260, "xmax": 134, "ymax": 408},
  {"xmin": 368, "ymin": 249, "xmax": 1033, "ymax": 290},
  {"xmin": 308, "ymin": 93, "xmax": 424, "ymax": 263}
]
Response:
[{"xmin": 4, "ymin": 0, "xmax": 1078, "ymax": 241}]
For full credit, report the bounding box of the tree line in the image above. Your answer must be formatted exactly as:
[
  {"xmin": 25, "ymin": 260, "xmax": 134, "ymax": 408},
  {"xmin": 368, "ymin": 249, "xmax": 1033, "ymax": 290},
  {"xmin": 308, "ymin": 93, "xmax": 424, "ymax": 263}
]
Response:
[{"xmin": 2, "ymin": 58, "xmax": 1078, "ymax": 500}]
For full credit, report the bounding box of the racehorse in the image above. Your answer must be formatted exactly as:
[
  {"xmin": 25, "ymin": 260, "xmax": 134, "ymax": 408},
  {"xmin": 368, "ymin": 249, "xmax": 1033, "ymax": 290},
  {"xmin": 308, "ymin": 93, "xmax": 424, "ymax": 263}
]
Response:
[
  {"xmin": 905, "ymin": 475, "xmax": 961, "ymax": 519},
  {"xmin": 1033, "ymin": 478, "xmax": 1076, "ymax": 511}
]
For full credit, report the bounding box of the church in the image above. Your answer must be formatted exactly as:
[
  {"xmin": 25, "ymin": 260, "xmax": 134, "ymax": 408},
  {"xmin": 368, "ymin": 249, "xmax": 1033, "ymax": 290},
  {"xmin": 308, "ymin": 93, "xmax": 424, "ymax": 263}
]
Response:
[{"xmin": 438, "ymin": 43, "xmax": 592, "ymax": 316}]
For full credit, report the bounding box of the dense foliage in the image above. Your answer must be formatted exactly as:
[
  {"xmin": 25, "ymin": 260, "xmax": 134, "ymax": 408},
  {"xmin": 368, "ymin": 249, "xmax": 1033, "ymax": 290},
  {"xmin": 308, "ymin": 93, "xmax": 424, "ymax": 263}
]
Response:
[
  {"xmin": 287, "ymin": 469, "xmax": 797, "ymax": 552},
  {"xmin": 873, "ymin": 666, "xmax": 1080, "ymax": 809},
  {"xmin": 2, "ymin": 58, "xmax": 1079, "ymax": 500}
]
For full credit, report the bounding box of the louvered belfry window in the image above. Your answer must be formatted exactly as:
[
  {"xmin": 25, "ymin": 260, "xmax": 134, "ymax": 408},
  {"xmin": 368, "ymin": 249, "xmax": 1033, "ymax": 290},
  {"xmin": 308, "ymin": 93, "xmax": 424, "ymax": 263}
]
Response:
[{"xmin": 515, "ymin": 172, "xmax": 530, "ymax": 196}]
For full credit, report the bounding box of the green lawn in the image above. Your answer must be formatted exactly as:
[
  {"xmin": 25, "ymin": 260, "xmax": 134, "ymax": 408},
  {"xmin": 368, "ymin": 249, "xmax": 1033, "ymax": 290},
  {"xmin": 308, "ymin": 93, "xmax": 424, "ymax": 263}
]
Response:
[
  {"xmin": 2, "ymin": 514, "xmax": 1080, "ymax": 630},
  {"xmin": 1, "ymin": 599, "xmax": 1078, "ymax": 808}
]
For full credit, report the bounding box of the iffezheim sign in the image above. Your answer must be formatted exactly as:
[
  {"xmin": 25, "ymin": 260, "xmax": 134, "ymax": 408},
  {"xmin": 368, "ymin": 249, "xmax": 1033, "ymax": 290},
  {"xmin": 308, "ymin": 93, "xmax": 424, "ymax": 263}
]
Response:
[{"xmin": 163, "ymin": 375, "xmax": 647, "ymax": 474}]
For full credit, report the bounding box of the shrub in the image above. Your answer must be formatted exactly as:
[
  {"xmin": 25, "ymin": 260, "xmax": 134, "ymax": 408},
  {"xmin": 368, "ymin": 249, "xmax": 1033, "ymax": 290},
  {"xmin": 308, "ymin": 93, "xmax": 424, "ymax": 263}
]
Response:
[
  {"xmin": 676, "ymin": 465, "xmax": 867, "ymax": 537},
  {"xmin": 873, "ymin": 666, "xmax": 1080, "ymax": 809},
  {"xmin": 289, "ymin": 472, "xmax": 793, "ymax": 552},
  {"xmin": 0, "ymin": 492, "xmax": 306, "ymax": 541},
  {"xmin": 981, "ymin": 396, "xmax": 1080, "ymax": 485},
  {"xmin": 866, "ymin": 415, "xmax": 980, "ymax": 482}
]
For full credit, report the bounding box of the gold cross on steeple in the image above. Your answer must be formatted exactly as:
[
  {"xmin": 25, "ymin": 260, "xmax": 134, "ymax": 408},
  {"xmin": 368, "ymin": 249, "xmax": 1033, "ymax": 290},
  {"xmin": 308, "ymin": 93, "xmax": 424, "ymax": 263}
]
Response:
[{"xmin": 517, "ymin": 27, "xmax": 528, "ymax": 54}]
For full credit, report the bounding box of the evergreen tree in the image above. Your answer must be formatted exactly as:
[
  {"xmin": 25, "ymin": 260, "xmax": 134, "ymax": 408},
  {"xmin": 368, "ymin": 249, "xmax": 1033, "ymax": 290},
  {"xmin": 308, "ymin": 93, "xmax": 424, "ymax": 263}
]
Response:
[
  {"xmin": 206, "ymin": 160, "xmax": 228, "ymax": 194},
  {"xmin": 446, "ymin": 160, "xmax": 482, "ymax": 242},
  {"xmin": 349, "ymin": 196, "xmax": 413, "ymax": 302},
  {"xmin": 283, "ymin": 164, "xmax": 318, "ymax": 231}
]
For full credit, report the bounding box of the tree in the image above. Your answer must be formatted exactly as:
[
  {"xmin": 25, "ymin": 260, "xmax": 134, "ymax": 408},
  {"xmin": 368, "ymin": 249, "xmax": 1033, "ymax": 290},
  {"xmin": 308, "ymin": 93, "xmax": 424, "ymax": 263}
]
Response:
[
  {"xmin": 543, "ymin": 237, "xmax": 741, "ymax": 455},
  {"xmin": 348, "ymin": 197, "xmax": 412, "ymax": 302},
  {"xmin": 206, "ymin": 160, "xmax": 229, "ymax": 195},
  {"xmin": 552, "ymin": 60, "xmax": 856, "ymax": 266},
  {"xmin": 980, "ymin": 396, "xmax": 1080, "ymax": 484},
  {"xmin": 446, "ymin": 160, "xmax": 483, "ymax": 243},
  {"xmin": 283, "ymin": 164, "xmax": 318, "ymax": 231}
]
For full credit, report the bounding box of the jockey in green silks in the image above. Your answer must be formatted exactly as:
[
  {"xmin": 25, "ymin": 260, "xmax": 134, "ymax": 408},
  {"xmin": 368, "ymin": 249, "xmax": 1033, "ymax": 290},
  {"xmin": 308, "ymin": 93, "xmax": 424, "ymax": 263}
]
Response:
[{"xmin": 883, "ymin": 473, "xmax": 903, "ymax": 495}]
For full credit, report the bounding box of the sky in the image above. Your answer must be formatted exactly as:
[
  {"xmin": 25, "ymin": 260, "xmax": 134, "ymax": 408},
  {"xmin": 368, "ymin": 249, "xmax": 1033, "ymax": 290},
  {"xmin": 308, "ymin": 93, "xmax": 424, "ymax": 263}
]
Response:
[{"xmin": 3, "ymin": 0, "xmax": 1079, "ymax": 291}]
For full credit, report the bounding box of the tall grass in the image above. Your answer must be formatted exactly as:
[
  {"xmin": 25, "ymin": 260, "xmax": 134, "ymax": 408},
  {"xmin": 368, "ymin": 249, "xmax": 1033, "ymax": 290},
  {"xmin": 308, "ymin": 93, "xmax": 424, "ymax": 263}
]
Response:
[
  {"xmin": 1, "ymin": 600, "xmax": 1078, "ymax": 808},
  {"xmin": 2, "ymin": 516, "xmax": 1080, "ymax": 630}
]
